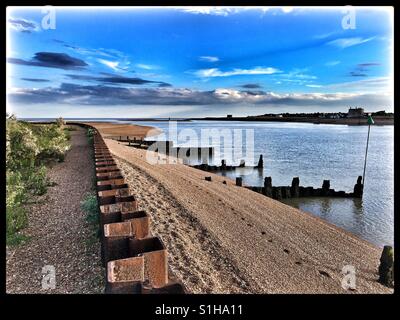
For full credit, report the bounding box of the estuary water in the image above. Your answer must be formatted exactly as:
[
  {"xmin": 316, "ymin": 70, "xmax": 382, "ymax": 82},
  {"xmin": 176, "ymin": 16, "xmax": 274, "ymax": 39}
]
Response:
[
  {"xmin": 129, "ymin": 120, "xmax": 394, "ymax": 247},
  {"xmin": 24, "ymin": 118, "xmax": 394, "ymax": 247}
]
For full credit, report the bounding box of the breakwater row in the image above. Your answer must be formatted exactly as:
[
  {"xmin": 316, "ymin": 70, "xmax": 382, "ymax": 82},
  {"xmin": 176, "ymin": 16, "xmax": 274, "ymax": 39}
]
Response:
[
  {"xmin": 89, "ymin": 128, "xmax": 185, "ymax": 294},
  {"xmin": 240, "ymin": 176, "xmax": 364, "ymax": 200}
]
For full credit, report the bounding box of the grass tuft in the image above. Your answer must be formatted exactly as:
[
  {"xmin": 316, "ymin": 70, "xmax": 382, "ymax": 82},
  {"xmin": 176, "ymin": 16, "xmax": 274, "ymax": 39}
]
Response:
[{"xmin": 81, "ymin": 194, "xmax": 100, "ymax": 242}]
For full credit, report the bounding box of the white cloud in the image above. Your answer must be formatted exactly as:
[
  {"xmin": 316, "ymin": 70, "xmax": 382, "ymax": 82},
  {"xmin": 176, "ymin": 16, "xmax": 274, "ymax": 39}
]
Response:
[
  {"xmin": 306, "ymin": 84, "xmax": 323, "ymax": 88},
  {"xmin": 285, "ymin": 68, "xmax": 317, "ymax": 80},
  {"xmin": 180, "ymin": 7, "xmax": 238, "ymax": 16},
  {"xmin": 136, "ymin": 63, "xmax": 159, "ymax": 70},
  {"xmin": 193, "ymin": 66, "xmax": 281, "ymax": 78},
  {"xmin": 199, "ymin": 56, "xmax": 219, "ymax": 62},
  {"xmin": 179, "ymin": 7, "xmax": 296, "ymax": 16},
  {"xmin": 8, "ymin": 17, "xmax": 39, "ymax": 33},
  {"xmin": 97, "ymin": 58, "xmax": 129, "ymax": 72},
  {"xmin": 327, "ymin": 37, "xmax": 375, "ymax": 49},
  {"xmin": 325, "ymin": 77, "xmax": 391, "ymax": 93}
]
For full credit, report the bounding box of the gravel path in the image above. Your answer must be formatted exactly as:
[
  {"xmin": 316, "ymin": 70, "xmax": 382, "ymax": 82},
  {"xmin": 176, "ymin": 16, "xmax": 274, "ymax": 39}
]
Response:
[
  {"xmin": 6, "ymin": 126, "xmax": 104, "ymax": 294},
  {"xmin": 106, "ymin": 138, "xmax": 392, "ymax": 294}
]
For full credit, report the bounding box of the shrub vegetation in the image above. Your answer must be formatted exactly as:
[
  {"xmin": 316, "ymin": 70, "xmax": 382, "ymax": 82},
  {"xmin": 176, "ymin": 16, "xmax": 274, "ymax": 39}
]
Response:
[{"xmin": 6, "ymin": 114, "xmax": 71, "ymax": 245}]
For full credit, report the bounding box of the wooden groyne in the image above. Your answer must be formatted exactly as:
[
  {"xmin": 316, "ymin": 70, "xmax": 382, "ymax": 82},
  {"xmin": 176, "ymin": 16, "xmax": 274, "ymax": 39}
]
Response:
[
  {"xmin": 112, "ymin": 136, "xmax": 214, "ymax": 160},
  {"xmin": 191, "ymin": 155, "xmax": 264, "ymax": 171},
  {"xmin": 87, "ymin": 128, "xmax": 185, "ymax": 294},
  {"xmin": 240, "ymin": 176, "xmax": 364, "ymax": 200}
]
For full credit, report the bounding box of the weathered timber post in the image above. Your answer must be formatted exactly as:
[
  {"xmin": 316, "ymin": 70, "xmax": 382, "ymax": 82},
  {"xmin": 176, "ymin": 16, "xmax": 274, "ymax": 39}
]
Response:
[
  {"xmin": 282, "ymin": 187, "xmax": 291, "ymax": 199},
  {"xmin": 239, "ymin": 160, "xmax": 245, "ymax": 167},
  {"xmin": 378, "ymin": 245, "xmax": 394, "ymax": 288},
  {"xmin": 291, "ymin": 177, "xmax": 300, "ymax": 197},
  {"xmin": 322, "ymin": 180, "xmax": 330, "ymax": 196},
  {"xmin": 119, "ymin": 136, "xmax": 122, "ymax": 141},
  {"xmin": 264, "ymin": 177, "xmax": 273, "ymax": 197},
  {"xmin": 273, "ymin": 187, "xmax": 282, "ymax": 200},
  {"xmin": 236, "ymin": 177, "xmax": 242, "ymax": 186},
  {"xmin": 353, "ymin": 176, "xmax": 363, "ymax": 198},
  {"xmin": 257, "ymin": 155, "xmax": 264, "ymax": 168},
  {"xmin": 221, "ymin": 159, "xmax": 226, "ymax": 170}
]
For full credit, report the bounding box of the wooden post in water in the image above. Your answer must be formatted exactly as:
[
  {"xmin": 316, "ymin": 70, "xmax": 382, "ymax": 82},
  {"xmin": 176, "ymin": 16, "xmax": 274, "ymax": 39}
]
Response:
[
  {"xmin": 361, "ymin": 115, "xmax": 374, "ymax": 197},
  {"xmin": 256, "ymin": 155, "xmax": 264, "ymax": 168},
  {"xmin": 322, "ymin": 180, "xmax": 330, "ymax": 196},
  {"xmin": 236, "ymin": 177, "xmax": 242, "ymax": 186},
  {"xmin": 264, "ymin": 177, "xmax": 272, "ymax": 197},
  {"xmin": 221, "ymin": 159, "xmax": 226, "ymax": 170},
  {"xmin": 291, "ymin": 177, "xmax": 300, "ymax": 198}
]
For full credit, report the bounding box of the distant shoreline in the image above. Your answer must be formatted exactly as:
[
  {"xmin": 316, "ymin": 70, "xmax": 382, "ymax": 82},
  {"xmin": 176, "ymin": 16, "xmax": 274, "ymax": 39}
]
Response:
[
  {"xmin": 20, "ymin": 116, "xmax": 394, "ymax": 126},
  {"xmin": 188, "ymin": 116, "xmax": 394, "ymax": 126}
]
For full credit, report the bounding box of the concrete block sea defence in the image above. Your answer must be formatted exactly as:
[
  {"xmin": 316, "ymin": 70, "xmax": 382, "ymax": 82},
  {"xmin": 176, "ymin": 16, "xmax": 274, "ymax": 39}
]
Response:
[
  {"xmin": 121, "ymin": 210, "xmax": 150, "ymax": 239},
  {"xmin": 96, "ymin": 171, "xmax": 123, "ymax": 181},
  {"xmin": 96, "ymin": 165, "xmax": 119, "ymax": 173},
  {"xmin": 106, "ymin": 256, "xmax": 145, "ymax": 292},
  {"xmin": 102, "ymin": 214, "xmax": 150, "ymax": 267},
  {"xmin": 129, "ymin": 237, "xmax": 168, "ymax": 288},
  {"xmin": 103, "ymin": 223, "xmax": 131, "ymax": 265},
  {"xmin": 97, "ymin": 178, "xmax": 126, "ymax": 191},
  {"xmin": 100, "ymin": 201, "xmax": 138, "ymax": 229},
  {"xmin": 98, "ymin": 188, "xmax": 131, "ymax": 205},
  {"xmin": 96, "ymin": 160, "xmax": 116, "ymax": 167}
]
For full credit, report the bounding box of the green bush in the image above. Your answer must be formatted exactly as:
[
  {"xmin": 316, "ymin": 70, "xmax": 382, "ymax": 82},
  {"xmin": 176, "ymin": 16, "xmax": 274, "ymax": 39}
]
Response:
[
  {"xmin": 56, "ymin": 116, "xmax": 66, "ymax": 127},
  {"xmin": 23, "ymin": 166, "xmax": 48, "ymax": 196},
  {"xmin": 87, "ymin": 128, "xmax": 95, "ymax": 145},
  {"xmin": 33, "ymin": 124, "xmax": 70, "ymax": 162},
  {"xmin": 6, "ymin": 114, "xmax": 71, "ymax": 246},
  {"xmin": 6, "ymin": 205, "xmax": 28, "ymax": 236}
]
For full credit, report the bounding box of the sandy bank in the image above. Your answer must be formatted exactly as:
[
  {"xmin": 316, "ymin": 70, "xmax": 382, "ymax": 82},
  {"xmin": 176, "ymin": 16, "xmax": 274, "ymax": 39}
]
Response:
[
  {"xmin": 82, "ymin": 121, "xmax": 161, "ymax": 139},
  {"xmin": 101, "ymin": 135, "xmax": 392, "ymax": 294}
]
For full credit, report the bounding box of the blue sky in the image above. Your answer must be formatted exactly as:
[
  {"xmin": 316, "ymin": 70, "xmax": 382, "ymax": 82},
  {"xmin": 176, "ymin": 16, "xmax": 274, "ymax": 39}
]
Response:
[{"xmin": 7, "ymin": 6, "xmax": 393, "ymax": 118}]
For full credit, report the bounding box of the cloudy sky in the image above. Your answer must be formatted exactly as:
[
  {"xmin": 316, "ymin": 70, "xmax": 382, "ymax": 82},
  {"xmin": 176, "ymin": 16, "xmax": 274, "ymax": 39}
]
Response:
[{"xmin": 7, "ymin": 6, "xmax": 393, "ymax": 118}]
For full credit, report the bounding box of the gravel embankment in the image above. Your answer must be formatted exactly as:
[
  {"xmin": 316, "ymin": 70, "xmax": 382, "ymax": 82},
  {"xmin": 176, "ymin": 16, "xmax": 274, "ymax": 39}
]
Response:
[
  {"xmin": 106, "ymin": 138, "xmax": 392, "ymax": 294},
  {"xmin": 6, "ymin": 126, "xmax": 104, "ymax": 294}
]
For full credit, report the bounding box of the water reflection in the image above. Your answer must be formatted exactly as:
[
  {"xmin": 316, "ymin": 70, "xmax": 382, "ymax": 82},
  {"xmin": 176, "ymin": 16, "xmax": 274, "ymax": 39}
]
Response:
[{"xmin": 133, "ymin": 120, "xmax": 394, "ymax": 247}]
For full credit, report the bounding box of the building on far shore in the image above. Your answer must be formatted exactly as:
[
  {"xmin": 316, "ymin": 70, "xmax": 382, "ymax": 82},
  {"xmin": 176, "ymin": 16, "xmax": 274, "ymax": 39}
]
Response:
[
  {"xmin": 227, "ymin": 114, "xmax": 233, "ymax": 118},
  {"xmin": 347, "ymin": 107, "xmax": 365, "ymax": 118}
]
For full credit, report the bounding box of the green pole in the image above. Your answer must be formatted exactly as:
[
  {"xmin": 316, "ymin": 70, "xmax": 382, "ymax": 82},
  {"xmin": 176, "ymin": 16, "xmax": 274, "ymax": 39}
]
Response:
[{"xmin": 362, "ymin": 115, "xmax": 374, "ymax": 192}]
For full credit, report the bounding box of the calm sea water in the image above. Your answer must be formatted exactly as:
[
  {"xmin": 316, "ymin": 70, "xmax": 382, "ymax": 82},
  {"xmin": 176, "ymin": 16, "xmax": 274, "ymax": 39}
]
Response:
[
  {"xmin": 125, "ymin": 120, "xmax": 394, "ymax": 247},
  {"xmin": 24, "ymin": 118, "xmax": 394, "ymax": 247}
]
